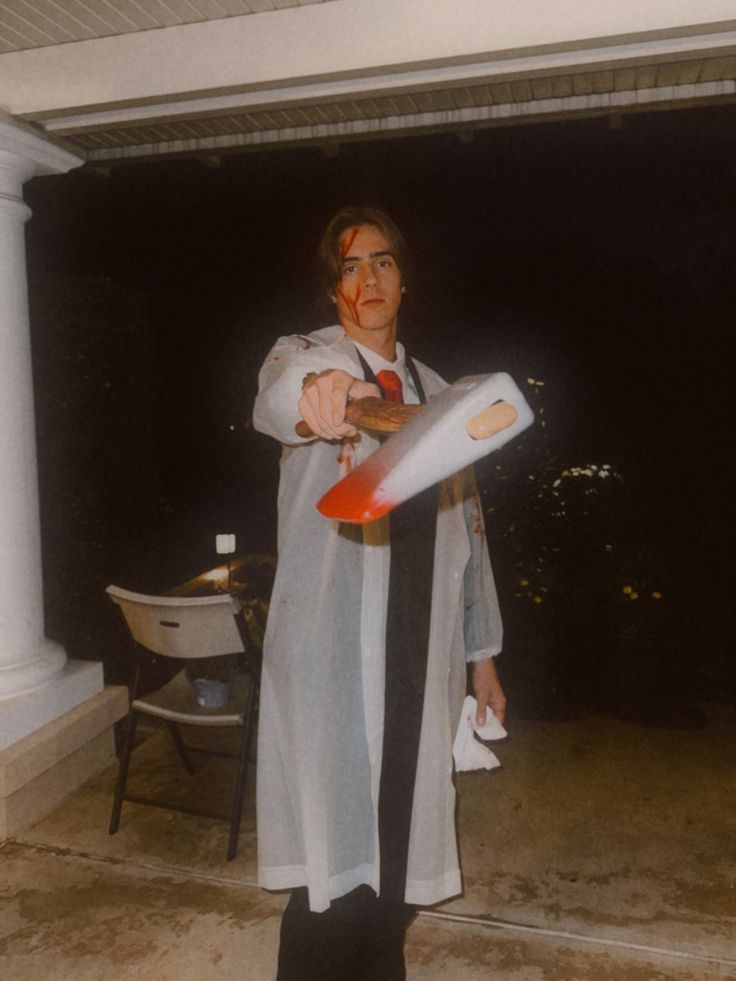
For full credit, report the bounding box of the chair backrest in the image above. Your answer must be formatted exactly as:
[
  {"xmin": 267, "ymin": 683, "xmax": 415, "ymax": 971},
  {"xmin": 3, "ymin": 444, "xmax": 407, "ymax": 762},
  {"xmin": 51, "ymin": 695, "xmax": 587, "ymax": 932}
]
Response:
[{"xmin": 106, "ymin": 585, "xmax": 246, "ymax": 660}]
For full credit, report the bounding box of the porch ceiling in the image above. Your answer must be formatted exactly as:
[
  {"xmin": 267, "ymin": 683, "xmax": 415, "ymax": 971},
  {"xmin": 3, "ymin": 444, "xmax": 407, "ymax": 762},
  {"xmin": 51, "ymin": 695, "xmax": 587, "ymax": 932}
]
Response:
[
  {"xmin": 0, "ymin": 0, "xmax": 333, "ymax": 53},
  {"xmin": 1, "ymin": 0, "xmax": 735, "ymax": 164}
]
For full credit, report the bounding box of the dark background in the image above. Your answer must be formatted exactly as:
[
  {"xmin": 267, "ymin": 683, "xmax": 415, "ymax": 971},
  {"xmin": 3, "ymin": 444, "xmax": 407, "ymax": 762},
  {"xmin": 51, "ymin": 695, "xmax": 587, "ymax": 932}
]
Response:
[{"xmin": 24, "ymin": 104, "xmax": 734, "ymax": 722}]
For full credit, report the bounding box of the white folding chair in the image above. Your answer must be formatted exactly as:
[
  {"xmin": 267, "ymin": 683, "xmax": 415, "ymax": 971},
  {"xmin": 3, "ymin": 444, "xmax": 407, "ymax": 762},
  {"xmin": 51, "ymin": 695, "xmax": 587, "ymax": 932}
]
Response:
[{"xmin": 106, "ymin": 585, "xmax": 260, "ymax": 860}]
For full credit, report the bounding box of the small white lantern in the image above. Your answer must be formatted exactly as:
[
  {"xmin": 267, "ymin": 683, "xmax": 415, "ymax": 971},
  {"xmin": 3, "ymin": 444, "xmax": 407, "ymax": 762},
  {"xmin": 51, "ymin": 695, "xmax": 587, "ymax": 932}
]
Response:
[{"xmin": 215, "ymin": 533, "xmax": 236, "ymax": 556}]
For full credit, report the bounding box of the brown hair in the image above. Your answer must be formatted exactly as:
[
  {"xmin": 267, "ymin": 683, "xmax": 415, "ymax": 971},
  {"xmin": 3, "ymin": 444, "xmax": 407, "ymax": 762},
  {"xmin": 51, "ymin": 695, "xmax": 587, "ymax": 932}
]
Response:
[{"xmin": 316, "ymin": 206, "xmax": 410, "ymax": 300}]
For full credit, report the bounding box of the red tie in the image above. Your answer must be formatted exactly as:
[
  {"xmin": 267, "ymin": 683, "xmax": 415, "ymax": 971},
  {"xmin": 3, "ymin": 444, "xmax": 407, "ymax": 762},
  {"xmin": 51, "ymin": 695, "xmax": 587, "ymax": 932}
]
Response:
[{"xmin": 377, "ymin": 369, "xmax": 404, "ymax": 404}]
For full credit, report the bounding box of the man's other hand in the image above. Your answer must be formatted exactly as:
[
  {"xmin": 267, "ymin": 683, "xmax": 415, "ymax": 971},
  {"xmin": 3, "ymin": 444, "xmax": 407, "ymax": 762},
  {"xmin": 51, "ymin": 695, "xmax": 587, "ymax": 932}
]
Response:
[
  {"xmin": 472, "ymin": 657, "xmax": 506, "ymax": 727},
  {"xmin": 299, "ymin": 370, "xmax": 380, "ymax": 440}
]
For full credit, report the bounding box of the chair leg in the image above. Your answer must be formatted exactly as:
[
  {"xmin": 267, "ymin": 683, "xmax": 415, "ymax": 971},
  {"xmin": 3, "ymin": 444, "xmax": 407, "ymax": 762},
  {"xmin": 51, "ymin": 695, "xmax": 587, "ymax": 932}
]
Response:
[
  {"xmin": 227, "ymin": 676, "xmax": 258, "ymax": 861},
  {"xmin": 109, "ymin": 709, "xmax": 139, "ymax": 835},
  {"xmin": 167, "ymin": 721, "xmax": 196, "ymax": 775}
]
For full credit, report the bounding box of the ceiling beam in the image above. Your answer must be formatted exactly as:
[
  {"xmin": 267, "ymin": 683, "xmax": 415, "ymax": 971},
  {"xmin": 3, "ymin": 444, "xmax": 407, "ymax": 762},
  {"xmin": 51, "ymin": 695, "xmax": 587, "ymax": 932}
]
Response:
[
  {"xmin": 78, "ymin": 79, "xmax": 736, "ymax": 163},
  {"xmin": 1, "ymin": 0, "xmax": 735, "ymax": 122}
]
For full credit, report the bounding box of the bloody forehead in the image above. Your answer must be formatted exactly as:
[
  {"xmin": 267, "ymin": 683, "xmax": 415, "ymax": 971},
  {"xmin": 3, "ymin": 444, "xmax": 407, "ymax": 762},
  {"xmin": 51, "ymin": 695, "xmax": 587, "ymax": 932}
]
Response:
[
  {"xmin": 338, "ymin": 225, "xmax": 394, "ymax": 259},
  {"xmin": 340, "ymin": 227, "xmax": 360, "ymax": 257}
]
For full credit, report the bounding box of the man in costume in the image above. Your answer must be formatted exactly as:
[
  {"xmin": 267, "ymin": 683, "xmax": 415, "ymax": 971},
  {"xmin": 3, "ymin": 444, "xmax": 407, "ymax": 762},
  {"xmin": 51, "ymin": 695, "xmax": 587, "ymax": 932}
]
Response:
[{"xmin": 253, "ymin": 206, "xmax": 506, "ymax": 980}]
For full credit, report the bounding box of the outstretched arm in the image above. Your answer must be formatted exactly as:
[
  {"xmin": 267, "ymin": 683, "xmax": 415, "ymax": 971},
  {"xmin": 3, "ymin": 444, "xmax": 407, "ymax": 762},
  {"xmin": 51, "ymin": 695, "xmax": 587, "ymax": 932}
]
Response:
[{"xmin": 253, "ymin": 333, "xmax": 377, "ymax": 445}]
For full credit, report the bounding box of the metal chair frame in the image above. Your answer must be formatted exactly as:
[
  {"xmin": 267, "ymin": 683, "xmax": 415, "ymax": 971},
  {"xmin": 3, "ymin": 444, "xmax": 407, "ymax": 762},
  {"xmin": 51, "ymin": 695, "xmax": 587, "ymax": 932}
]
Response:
[{"xmin": 106, "ymin": 586, "xmax": 260, "ymax": 861}]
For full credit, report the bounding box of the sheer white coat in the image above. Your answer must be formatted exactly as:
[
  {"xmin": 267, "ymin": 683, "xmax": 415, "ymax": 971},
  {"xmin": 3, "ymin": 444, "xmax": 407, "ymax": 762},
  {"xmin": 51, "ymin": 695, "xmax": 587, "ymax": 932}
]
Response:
[{"xmin": 252, "ymin": 325, "xmax": 503, "ymax": 913}]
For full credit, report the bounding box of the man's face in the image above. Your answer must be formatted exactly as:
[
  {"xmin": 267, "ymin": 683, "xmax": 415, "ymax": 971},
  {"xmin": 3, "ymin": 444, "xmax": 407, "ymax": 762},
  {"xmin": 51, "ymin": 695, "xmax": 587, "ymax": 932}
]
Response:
[{"xmin": 334, "ymin": 225, "xmax": 403, "ymax": 342}]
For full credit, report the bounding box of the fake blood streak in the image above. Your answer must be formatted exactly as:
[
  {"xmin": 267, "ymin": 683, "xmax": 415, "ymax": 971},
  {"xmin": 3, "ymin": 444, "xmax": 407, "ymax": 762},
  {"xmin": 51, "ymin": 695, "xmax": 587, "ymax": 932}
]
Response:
[
  {"xmin": 340, "ymin": 227, "xmax": 360, "ymax": 258},
  {"xmin": 337, "ymin": 282, "xmax": 362, "ymax": 327},
  {"xmin": 336, "ymin": 442, "xmax": 355, "ymax": 475},
  {"xmin": 338, "ymin": 228, "xmax": 362, "ymax": 327}
]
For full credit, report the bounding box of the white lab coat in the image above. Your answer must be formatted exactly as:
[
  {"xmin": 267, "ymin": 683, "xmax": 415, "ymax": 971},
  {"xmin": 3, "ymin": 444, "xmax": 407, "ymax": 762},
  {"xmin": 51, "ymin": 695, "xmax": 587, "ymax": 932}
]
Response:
[{"xmin": 253, "ymin": 325, "xmax": 502, "ymax": 913}]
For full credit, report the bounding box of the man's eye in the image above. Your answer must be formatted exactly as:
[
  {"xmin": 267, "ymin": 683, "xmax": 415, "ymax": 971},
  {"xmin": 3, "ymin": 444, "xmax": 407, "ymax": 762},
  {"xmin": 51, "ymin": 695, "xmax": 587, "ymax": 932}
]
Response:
[
  {"xmin": 342, "ymin": 265, "xmax": 357, "ymax": 276},
  {"xmin": 376, "ymin": 259, "xmax": 393, "ymax": 269}
]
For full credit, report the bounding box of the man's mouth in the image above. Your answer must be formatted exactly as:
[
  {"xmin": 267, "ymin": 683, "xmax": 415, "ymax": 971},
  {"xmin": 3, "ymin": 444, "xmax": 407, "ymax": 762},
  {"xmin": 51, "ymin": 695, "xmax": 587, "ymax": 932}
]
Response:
[{"xmin": 361, "ymin": 298, "xmax": 384, "ymax": 306}]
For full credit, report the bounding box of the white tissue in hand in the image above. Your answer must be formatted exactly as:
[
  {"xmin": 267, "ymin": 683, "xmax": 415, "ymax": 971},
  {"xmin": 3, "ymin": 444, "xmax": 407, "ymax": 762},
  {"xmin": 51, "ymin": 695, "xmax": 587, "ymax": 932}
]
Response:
[
  {"xmin": 473, "ymin": 700, "xmax": 507, "ymax": 740},
  {"xmin": 452, "ymin": 695, "xmax": 507, "ymax": 772}
]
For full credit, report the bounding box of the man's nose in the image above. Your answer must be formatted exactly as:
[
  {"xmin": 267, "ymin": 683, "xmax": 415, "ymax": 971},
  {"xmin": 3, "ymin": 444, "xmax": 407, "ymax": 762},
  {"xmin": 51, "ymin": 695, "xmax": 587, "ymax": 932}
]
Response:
[{"xmin": 360, "ymin": 264, "xmax": 377, "ymax": 286}]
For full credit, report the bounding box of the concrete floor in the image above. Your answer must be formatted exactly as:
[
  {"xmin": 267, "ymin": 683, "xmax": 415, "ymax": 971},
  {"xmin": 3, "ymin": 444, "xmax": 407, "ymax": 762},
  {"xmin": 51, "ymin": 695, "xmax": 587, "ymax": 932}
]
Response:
[{"xmin": 2, "ymin": 703, "xmax": 735, "ymax": 980}]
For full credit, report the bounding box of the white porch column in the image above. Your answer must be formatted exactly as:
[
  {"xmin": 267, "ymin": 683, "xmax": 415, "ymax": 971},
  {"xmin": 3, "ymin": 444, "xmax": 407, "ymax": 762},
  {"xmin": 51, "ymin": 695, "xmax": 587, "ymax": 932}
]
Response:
[
  {"xmin": 0, "ymin": 116, "xmax": 128, "ymax": 839},
  {"xmin": 0, "ymin": 113, "xmax": 83, "ymax": 699}
]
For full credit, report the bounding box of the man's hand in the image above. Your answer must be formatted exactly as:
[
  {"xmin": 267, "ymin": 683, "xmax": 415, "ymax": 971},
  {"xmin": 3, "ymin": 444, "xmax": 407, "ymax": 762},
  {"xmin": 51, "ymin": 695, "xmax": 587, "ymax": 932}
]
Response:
[
  {"xmin": 298, "ymin": 370, "xmax": 380, "ymax": 441},
  {"xmin": 472, "ymin": 657, "xmax": 506, "ymax": 727}
]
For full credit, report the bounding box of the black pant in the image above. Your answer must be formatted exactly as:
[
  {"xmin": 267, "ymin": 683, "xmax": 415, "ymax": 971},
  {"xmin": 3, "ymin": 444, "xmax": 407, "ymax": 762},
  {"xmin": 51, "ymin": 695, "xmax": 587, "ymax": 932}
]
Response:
[
  {"xmin": 277, "ymin": 885, "xmax": 416, "ymax": 981},
  {"xmin": 378, "ymin": 484, "xmax": 436, "ymax": 901}
]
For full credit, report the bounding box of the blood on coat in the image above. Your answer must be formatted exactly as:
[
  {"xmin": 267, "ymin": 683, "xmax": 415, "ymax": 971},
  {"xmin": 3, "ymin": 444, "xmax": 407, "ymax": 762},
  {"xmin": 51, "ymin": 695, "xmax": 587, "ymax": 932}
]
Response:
[
  {"xmin": 470, "ymin": 494, "xmax": 486, "ymax": 539},
  {"xmin": 336, "ymin": 439, "xmax": 356, "ymax": 475}
]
